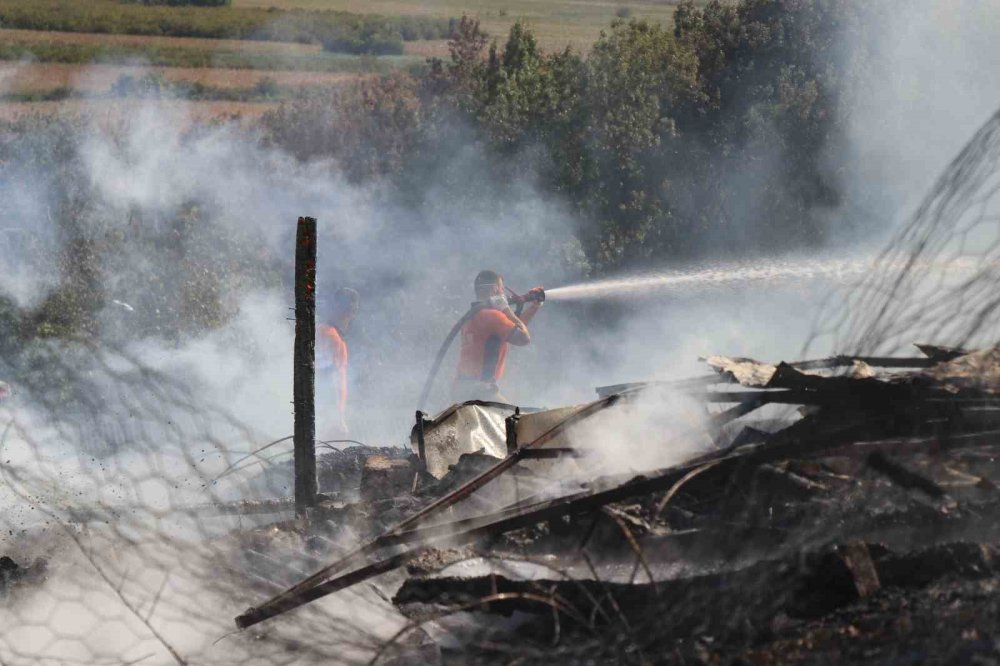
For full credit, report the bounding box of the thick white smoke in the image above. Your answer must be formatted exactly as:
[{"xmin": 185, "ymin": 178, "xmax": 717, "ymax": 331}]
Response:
[
  {"xmin": 832, "ymin": 0, "xmax": 1000, "ymax": 242},
  {"xmin": 2, "ymin": 1, "xmax": 999, "ymax": 660}
]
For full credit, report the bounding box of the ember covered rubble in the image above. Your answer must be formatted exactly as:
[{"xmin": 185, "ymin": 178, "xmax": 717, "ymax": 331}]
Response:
[{"xmin": 234, "ymin": 344, "xmax": 1000, "ymax": 664}]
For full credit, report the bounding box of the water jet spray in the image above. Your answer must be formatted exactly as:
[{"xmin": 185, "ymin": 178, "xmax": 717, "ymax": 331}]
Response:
[{"xmin": 544, "ymin": 258, "xmax": 877, "ymax": 303}]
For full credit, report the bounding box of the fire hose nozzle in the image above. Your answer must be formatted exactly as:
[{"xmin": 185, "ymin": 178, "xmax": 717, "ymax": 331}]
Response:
[
  {"xmin": 508, "ymin": 287, "xmax": 545, "ymax": 305},
  {"xmin": 525, "ymin": 288, "xmax": 545, "ymax": 303}
]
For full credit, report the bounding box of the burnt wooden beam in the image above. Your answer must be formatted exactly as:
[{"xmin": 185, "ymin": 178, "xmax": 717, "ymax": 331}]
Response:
[
  {"xmin": 519, "ymin": 447, "xmax": 583, "ymax": 459},
  {"xmin": 820, "ymin": 428, "xmax": 1000, "ymax": 460},
  {"xmin": 837, "ymin": 541, "xmax": 881, "ymax": 598},
  {"xmin": 867, "ymin": 451, "xmax": 947, "ymax": 498},
  {"xmin": 595, "ymin": 375, "xmax": 719, "ymax": 398},
  {"xmin": 915, "ymin": 343, "xmax": 970, "ymax": 363},
  {"xmin": 792, "ymin": 355, "xmax": 937, "ymax": 370}
]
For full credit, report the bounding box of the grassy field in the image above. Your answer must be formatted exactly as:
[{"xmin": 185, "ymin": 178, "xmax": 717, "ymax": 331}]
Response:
[
  {"xmin": 233, "ymin": 0, "xmax": 683, "ymax": 51},
  {"xmin": 1, "ymin": 26, "xmax": 448, "ymax": 65},
  {"xmin": 0, "ymin": 0, "xmax": 688, "ymax": 119},
  {"xmin": 0, "ymin": 27, "xmax": 324, "ymax": 54},
  {"xmin": 0, "ymin": 98, "xmax": 277, "ymax": 122},
  {"xmin": 0, "ymin": 0, "xmax": 451, "ymax": 55},
  {"xmin": 0, "ymin": 26, "xmax": 412, "ymax": 116},
  {"xmin": 0, "ymin": 29, "xmax": 424, "ymax": 73},
  {"xmin": 0, "ymin": 62, "xmax": 362, "ymax": 94},
  {"xmin": 402, "ymin": 39, "xmax": 450, "ymax": 58}
]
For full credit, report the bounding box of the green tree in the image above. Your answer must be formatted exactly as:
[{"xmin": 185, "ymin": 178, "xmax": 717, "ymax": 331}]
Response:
[{"xmin": 581, "ymin": 19, "xmax": 702, "ymax": 264}]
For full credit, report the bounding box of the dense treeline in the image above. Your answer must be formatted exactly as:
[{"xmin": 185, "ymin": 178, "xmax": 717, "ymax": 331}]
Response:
[
  {"xmin": 0, "ymin": 0, "xmax": 450, "ymax": 54},
  {"xmin": 266, "ymin": 0, "xmax": 875, "ymax": 269}
]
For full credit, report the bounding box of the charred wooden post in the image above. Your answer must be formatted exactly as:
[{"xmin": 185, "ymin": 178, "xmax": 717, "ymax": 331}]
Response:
[
  {"xmin": 505, "ymin": 407, "xmax": 520, "ymax": 454},
  {"xmin": 293, "ymin": 216, "xmax": 318, "ymax": 516}
]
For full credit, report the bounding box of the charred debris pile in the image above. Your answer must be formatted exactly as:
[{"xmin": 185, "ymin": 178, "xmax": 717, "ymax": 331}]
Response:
[{"xmin": 234, "ymin": 343, "xmax": 1000, "ymax": 664}]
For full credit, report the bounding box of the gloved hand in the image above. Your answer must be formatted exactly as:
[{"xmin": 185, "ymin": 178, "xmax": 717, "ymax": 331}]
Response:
[{"xmin": 526, "ymin": 286, "xmax": 545, "ymax": 302}]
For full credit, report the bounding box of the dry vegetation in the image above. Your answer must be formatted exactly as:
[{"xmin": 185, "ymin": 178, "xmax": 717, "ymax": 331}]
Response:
[
  {"xmin": 0, "ymin": 98, "xmax": 276, "ymax": 122},
  {"xmin": 0, "ymin": 27, "xmax": 323, "ymax": 54},
  {"xmin": 233, "ymin": 0, "xmax": 683, "ymax": 51},
  {"xmin": 0, "ymin": 35, "xmax": 423, "ymax": 74},
  {"xmin": 401, "ymin": 39, "xmax": 450, "ymax": 58},
  {"xmin": 0, "ymin": 62, "xmax": 362, "ymax": 94},
  {"xmin": 0, "ymin": 0, "xmax": 451, "ymax": 46},
  {"xmin": 0, "ymin": 0, "xmax": 690, "ymax": 119}
]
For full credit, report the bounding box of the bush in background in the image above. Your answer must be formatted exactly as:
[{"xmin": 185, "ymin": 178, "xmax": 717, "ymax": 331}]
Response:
[{"xmin": 0, "ymin": 0, "xmax": 450, "ymax": 54}]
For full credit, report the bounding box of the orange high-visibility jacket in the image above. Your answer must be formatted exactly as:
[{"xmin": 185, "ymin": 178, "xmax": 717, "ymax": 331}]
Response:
[
  {"xmin": 456, "ymin": 308, "xmax": 516, "ymax": 383},
  {"xmin": 318, "ymin": 324, "xmax": 348, "ymax": 415}
]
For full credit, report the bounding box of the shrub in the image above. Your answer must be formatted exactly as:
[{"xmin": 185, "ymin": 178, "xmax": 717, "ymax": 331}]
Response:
[
  {"xmin": 319, "ymin": 23, "xmax": 404, "ymax": 56},
  {"xmin": 0, "ymin": 115, "xmax": 283, "ymax": 341}
]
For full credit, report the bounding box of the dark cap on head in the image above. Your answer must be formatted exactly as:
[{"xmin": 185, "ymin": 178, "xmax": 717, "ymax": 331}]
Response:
[{"xmin": 474, "ymin": 270, "xmax": 501, "ymax": 294}]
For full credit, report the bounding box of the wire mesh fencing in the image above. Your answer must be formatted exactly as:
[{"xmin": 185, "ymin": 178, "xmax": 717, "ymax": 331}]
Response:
[
  {"xmin": 0, "ymin": 339, "xmax": 417, "ymax": 665},
  {"xmin": 1, "ymin": 98, "xmax": 999, "ymax": 666},
  {"xmin": 807, "ymin": 107, "xmax": 1000, "ymax": 357}
]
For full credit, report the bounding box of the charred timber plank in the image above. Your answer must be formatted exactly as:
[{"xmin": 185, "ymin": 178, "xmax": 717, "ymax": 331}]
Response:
[
  {"xmin": 793, "ymin": 356, "xmax": 936, "ymax": 370},
  {"xmin": 820, "ymin": 429, "xmax": 1000, "ymax": 460},
  {"xmin": 915, "ymin": 343, "xmax": 971, "ymax": 363},
  {"xmin": 236, "ymin": 545, "xmax": 421, "ymax": 629},
  {"xmin": 392, "ymin": 541, "xmax": 1000, "ymax": 639},
  {"xmin": 728, "ymin": 426, "xmax": 771, "ymax": 450},
  {"xmin": 595, "ymin": 375, "xmax": 719, "ymax": 398},
  {"xmin": 708, "ymin": 398, "xmax": 768, "ymax": 427},
  {"xmin": 767, "ymin": 362, "xmax": 887, "ymax": 392},
  {"xmin": 867, "ymin": 451, "xmax": 947, "ymax": 498},
  {"xmin": 877, "ymin": 542, "xmax": 1000, "ymax": 587},
  {"xmin": 519, "ymin": 448, "xmax": 583, "ymax": 459},
  {"xmin": 756, "ymin": 464, "xmax": 827, "ymax": 496},
  {"xmin": 702, "ymin": 390, "xmax": 834, "ymax": 405},
  {"xmin": 703, "ymin": 355, "xmax": 936, "ymax": 389},
  {"xmin": 837, "ymin": 541, "xmax": 881, "ymax": 598}
]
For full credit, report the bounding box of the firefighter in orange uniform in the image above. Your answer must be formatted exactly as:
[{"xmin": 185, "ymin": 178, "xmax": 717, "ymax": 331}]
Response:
[
  {"xmin": 453, "ymin": 270, "xmax": 543, "ymax": 403},
  {"xmin": 318, "ymin": 287, "xmax": 360, "ymax": 436}
]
